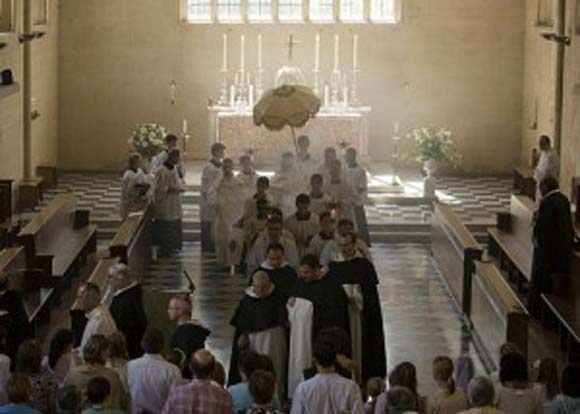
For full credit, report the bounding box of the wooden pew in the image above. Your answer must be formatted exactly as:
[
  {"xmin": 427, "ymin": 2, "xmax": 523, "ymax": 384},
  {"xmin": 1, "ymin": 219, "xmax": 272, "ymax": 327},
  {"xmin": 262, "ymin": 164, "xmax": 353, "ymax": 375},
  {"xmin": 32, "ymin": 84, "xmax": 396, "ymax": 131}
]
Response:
[
  {"xmin": 109, "ymin": 208, "xmax": 152, "ymax": 276},
  {"xmin": 513, "ymin": 166, "xmax": 536, "ymax": 201},
  {"xmin": 488, "ymin": 194, "xmax": 534, "ymax": 290},
  {"xmin": 17, "ymin": 194, "xmax": 97, "ymax": 286},
  {"xmin": 541, "ymin": 251, "xmax": 580, "ymax": 362},
  {"xmin": 431, "ymin": 202, "xmax": 483, "ymax": 316},
  {"xmin": 470, "ymin": 260, "xmax": 529, "ymax": 370},
  {"xmin": 0, "ymin": 247, "xmax": 52, "ymax": 327},
  {"xmin": 70, "ymin": 256, "xmax": 120, "ymax": 346}
]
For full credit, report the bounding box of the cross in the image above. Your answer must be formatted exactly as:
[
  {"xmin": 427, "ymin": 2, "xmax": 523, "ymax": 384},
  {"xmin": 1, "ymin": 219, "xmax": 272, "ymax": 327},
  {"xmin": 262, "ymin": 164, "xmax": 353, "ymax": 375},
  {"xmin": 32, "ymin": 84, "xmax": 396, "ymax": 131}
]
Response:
[{"xmin": 285, "ymin": 34, "xmax": 301, "ymax": 63}]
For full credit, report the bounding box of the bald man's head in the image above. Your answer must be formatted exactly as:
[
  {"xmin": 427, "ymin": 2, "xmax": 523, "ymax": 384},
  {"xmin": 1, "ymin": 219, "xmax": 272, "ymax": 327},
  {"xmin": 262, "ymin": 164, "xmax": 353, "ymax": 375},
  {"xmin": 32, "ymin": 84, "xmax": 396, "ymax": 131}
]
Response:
[
  {"xmin": 191, "ymin": 349, "xmax": 215, "ymax": 380},
  {"xmin": 252, "ymin": 271, "xmax": 272, "ymax": 298}
]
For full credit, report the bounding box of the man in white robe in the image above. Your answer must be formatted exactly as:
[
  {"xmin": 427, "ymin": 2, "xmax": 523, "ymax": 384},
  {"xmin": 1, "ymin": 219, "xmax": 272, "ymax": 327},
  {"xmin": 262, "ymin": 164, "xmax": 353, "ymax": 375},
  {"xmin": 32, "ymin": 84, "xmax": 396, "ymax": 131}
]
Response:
[
  {"xmin": 200, "ymin": 143, "xmax": 226, "ymax": 252},
  {"xmin": 151, "ymin": 134, "xmax": 186, "ymax": 180},
  {"xmin": 316, "ymin": 147, "xmax": 338, "ymax": 186},
  {"xmin": 243, "ymin": 177, "xmax": 274, "ymax": 221},
  {"xmin": 345, "ymin": 148, "xmax": 371, "ymax": 246},
  {"xmin": 296, "ymin": 135, "xmax": 318, "ymax": 189},
  {"xmin": 533, "ymin": 135, "xmax": 560, "ymax": 208},
  {"xmin": 237, "ymin": 155, "xmax": 259, "ymax": 194},
  {"xmin": 271, "ymin": 152, "xmax": 305, "ymax": 218},
  {"xmin": 284, "ymin": 194, "xmax": 319, "ymax": 258},
  {"xmin": 307, "ymin": 212, "xmax": 336, "ymax": 258},
  {"xmin": 320, "ymin": 218, "xmax": 372, "ymax": 267},
  {"xmin": 286, "ymin": 296, "xmax": 313, "ymax": 398},
  {"xmin": 153, "ymin": 149, "xmax": 185, "ymax": 257},
  {"xmin": 120, "ymin": 153, "xmax": 151, "ymax": 219},
  {"xmin": 211, "ymin": 158, "xmax": 247, "ymax": 269},
  {"xmin": 308, "ymin": 174, "xmax": 332, "ymax": 216},
  {"xmin": 247, "ymin": 217, "xmax": 299, "ymax": 277},
  {"xmin": 323, "ymin": 160, "xmax": 357, "ymax": 226}
]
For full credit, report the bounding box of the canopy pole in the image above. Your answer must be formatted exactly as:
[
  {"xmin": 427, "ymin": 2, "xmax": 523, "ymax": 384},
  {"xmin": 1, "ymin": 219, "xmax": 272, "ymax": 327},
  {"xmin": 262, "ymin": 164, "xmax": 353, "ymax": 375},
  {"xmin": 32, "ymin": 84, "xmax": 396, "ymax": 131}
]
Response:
[{"xmin": 290, "ymin": 127, "xmax": 298, "ymax": 154}]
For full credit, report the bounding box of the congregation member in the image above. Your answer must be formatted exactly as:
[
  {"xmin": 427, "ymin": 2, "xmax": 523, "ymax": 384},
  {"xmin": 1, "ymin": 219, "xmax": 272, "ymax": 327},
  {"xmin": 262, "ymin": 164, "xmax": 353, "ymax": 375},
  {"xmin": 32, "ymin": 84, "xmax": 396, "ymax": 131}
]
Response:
[
  {"xmin": 247, "ymin": 217, "xmax": 299, "ymax": 278},
  {"xmin": 119, "ymin": 153, "xmax": 150, "ymax": 219},
  {"xmin": 307, "ymin": 212, "xmax": 335, "ymax": 258},
  {"xmin": 237, "ymin": 155, "xmax": 259, "ymax": 189},
  {"xmin": 0, "ymin": 271, "xmax": 32, "ymax": 364},
  {"xmin": 57, "ymin": 385, "xmax": 82, "ymax": 414},
  {"xmin": 384, "ymin": 386, "xmax": 419, "ymax": 414},
  {"xmin": 83, "ymin": 377, "xmax": 123, "ymax": 414},
  {"xmin": 528, "ymin": 176, "xmax": 574, "ymax": 318},
  {"xmin": 316, "ymin": 147, "xmax": 339, "ymax": 185},
  {"xmin": 533, "ymin": 135, "xmax": 559, "ymax": 206},
  {"xmin": 426, "ymin": 356, "xmax": 469, "ymax": 414},
  {"xmin": 460, "ymin": 377, "xmax": 503, "ymax": 414},
  {"xmin": 0, "ymin": 373, "xmax": 41, "ymax": 414},
  {"xmin": 43, "ymin": 329, "xmax": 75, "ymax": 386},
  {"xmin": 200, "ymin": 142, "xmax": 226, "ymax": 252},
  {"xmin": 243, "ymin": 198, "xmax": 271, "ymax": 253},
  {"xmin": 151, "ymin": 134, "xmax": 186, "ymax": 180},
  {"xmin": 308, "ymin": 174, "xmax": 331, "ymax": 216},
  {"xmin": 270, "ymin": 152, "xmax": 304, "ymax": 218},
  {"xmin": 106, "ymin": 264, "xmax": 147, "ymax": 359},
  {"xmin": 324, "ymin": 159, "xmax": 357, "ymax": 225},
  {"xmin": 495, "ymin": 352, "xmax": 544, "ymax": 414},
  {"xmin": 76, "ymin": 284, "xmax": 117, "ymax": 354},
  {"xmin": 247, "ymin": 370, "xmax": 279, "ymax": 414},
  {"xmin": 295, "ymin": 135, "xmax": 318, "ymax": 188},
  {"xmin": 0, "ymin": 328, "xmax": 9, "ymax": 405},
  {"xmin": 329, "ymin": 232, "xmax": 386, "ymax": 382},
  {"xmin": 162, "ymin": 349, "xmax": 233, "ymax": 414},
  {"xmin": 167, "ymin": 294, "xmax": 211, "ymax": 379},
  {"xmin": 284, "ymin": 194, "xmax": 319, "ymax": 257},
  {"xmin": 302, "ymin": 328, "xmax": 355, "ymax": 382},
  {"xmin": 375, "ymin": 362, "xmax": 423, "ymax": 414},
  {"xmin": 212, "ymin": 158, "xmax": 247, "ymax": 270},
  {"xmin": 229, "ymin": 271, "xmax": 288, "ymax": 399},
  {"xmin": 105, "ymin": 333, "xmax": 129, "ymax": 392},
  {"xmin": 127, "ymin": 329, "xmax": 183, "ymax": 414},
  {"xmin": 536, "ymin": 358, "xmax": 560, "ymax": 411},
  {"xmin": 291, "ymin": 335, "xmax": 364, "ymax": 414},
  {"xmin": 319, "ymin": 218, "xmax": 372, "ymax": 267},
  {"xmin": 365, "ymin": 378, "xmax": 386, "ymax": 414},
  {"xmin": 153, "ymin": 148, "xmax": 185, "ymax": 257},
  {"xmin": 544, "ymin": 364, "xmax": 580, "ymax": 414},
  {"xmin": 345, "ymin": 147, "xmax": 371, "ymax": 246},
  {"xmin": 64, "ymin": 335, "xmax": 128, "ymax": 411}
]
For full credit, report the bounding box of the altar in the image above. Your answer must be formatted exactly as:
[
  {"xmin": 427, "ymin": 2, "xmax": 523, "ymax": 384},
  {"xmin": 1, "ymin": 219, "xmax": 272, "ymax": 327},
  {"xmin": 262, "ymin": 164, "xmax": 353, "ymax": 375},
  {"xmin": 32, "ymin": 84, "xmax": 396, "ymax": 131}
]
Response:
[{"xmin": 208, "ymin": 105, "xmax": 371, "ymax": 164}]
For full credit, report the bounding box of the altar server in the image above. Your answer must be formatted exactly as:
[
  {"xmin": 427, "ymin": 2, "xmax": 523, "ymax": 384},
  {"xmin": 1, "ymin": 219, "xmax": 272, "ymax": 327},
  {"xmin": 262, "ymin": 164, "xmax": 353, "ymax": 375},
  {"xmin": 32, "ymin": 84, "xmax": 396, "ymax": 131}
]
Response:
[
  {"xmin": 153, "ymin": 149, "xmax": 185, "ymax": 257},
  {"xmin": 151, "ymin": 134, "xmax": 186, "ymax": 180},
  {"xmin": 244, "ymin": 177, "xmax": 274, "ymax": 221},
  {"xmin": 320, "ymin": 218, "xmax": 372, "ymax": 267},
  {"xmin": 296, "ymin": 135, "xmax": 318, "ymax": 189},
  {"xmin": 309, "ymin": 174, "xmax": 332, "ymax": 216},
  {"xmin": 284, "ymin": 194, "xmax": 319, "ymax": 258},
  {"xmin": 307, "ymin": 212, "xmax": 336, "ymax": 258},
  {"xmin": 345, "ymin": 148, "xmax": 371, "ymax": 246},
  {"xmin": 316, "ymin": 146, "xmax": 339, "ymax": 185},
  {"xmin": 271, "ymin": 152, "xmax": 304, "ymax": 218},
  {"xmin": 323, "ymin": 160, "xmax": 357, "ymax": 225},
  {"xmin": 237, "ymin": 155, "xmax": 259, "ymax": 190},
  {"xmin": 533, "ymin": 135, "xmax": 559, "ymax": 207},
  {"xmin": 200, "ymin": 143, "xmax": 226, "ymax": 252},
  {"xmin": 212, "ymin": 158, "xmax": 247, "ymax": 269},
  {"xmin": 120, "ymin": 153, "xmax": 151, "ymax": 219}
]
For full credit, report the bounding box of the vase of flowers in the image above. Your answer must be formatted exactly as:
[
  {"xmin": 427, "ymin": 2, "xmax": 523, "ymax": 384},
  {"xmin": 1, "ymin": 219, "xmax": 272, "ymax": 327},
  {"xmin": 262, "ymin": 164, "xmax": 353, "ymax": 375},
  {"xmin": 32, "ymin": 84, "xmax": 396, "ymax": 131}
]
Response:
[
  {"xmin": 408, "ymin": 126, "xmax": 461, "ymax": 176},
  {"xmin": 128, "ymin": 123, "xmax": 167, "ymax": 162}
]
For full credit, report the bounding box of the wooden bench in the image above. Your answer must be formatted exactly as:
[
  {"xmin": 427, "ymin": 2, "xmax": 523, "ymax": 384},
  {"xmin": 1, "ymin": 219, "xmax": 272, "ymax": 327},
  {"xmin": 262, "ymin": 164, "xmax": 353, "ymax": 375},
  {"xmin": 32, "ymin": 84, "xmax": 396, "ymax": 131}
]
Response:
[
  {"xmin": 470, "ymin": 260, "xmax": 529, "ymax": 370},
  {"xmin": 488, "ymin": 195, "xmax": 534, "ymax": 290},
  {"xmin": 70, "ymin": 256, "xmax": 120, "ymax": 346},
  {"xmin": 109, "ymin": 207, "xmax": 152, "ymax": 276},
  {"xmin": 17, "ymin": 194, "xmax": 97, "ymax": 286},
  {"xmin": 541, "ymin": 251, "xmax": 580, "ymax": 362},
  {"xmin": 513, "ymin": 166, "xmax": 536, "ymax": 201},
  {"xmin": 0, "ymin": 247, "xmax": 53, "ymax": 326},
  {"xmin": 431, "ymin": 202, "xmax": 483, "ymax": 316}
]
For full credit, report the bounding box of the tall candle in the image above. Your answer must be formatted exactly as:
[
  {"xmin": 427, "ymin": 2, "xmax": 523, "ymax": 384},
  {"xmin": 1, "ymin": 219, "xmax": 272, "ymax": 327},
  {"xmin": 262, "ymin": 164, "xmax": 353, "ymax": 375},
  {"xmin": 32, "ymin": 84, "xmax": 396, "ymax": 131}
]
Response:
[
  {"xmin": 230, "ymin": 85, "xmax": 236, "ymax": 106},
  {"xmin": 333, "ymin": 34, "xmax": 340, "ymax": 72},
  {"xmin": 353, "ymin": 34, "xmax": 358, "ymax": 70},
  {"xmin": 324, "ymin": 84, "xmax": 330, "ymax": 107},
  {"xmin": 249, "ymin": 84, "xmax": 255, "ymax": 108},
  {"xmin": 343, "ymin": 86, "xmax": 349, "ymax": 107},
  {"xmin": 314, "ymin": 33, "xmax": 320, "ymax": 71},
  {"xmin": 394, "ymin": 121, "xmax": 399, "ymax": 135},
  {"xmin": 234, "ymin": 72, "xmax": 239, "ymax": 86},
  {"xmin": 183, "ymin": 119, "xmax": 188, "ymax": 134},
  {"xmin": 258, "ymin": 34, "xmax": 263, "ymax": 70},
  {"xmin": 222, "ymin": 33, "xmax": 228, "ymax": 71},
  {"xmin": 240, "ymin": 34, "xmax": 245, "ymax": 71}
]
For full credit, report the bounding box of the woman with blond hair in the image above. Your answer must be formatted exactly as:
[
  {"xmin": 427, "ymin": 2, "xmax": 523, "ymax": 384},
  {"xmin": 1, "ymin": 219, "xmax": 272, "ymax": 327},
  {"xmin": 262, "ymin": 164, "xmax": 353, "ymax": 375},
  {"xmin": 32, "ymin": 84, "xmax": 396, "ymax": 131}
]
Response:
[{"xmin": 426, "ymin": 356, "xmax": 469, "ymax": 414}]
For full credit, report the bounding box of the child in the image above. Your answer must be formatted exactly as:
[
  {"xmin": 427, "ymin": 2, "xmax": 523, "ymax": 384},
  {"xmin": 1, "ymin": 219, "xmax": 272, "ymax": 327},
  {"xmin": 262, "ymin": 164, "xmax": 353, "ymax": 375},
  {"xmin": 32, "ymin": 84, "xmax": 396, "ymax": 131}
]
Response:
[{"xmin": 81, "ymin": 377, "xmax": 123, "ymax": 414}]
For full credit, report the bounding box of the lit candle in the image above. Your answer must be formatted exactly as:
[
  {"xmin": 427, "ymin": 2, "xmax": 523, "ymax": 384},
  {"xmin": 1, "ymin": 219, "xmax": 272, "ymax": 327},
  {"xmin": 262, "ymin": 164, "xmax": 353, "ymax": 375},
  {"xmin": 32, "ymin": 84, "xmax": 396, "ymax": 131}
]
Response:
[
  {"xmin": 222, "ymin": 33, "xmax": 228, "ymax": 71},
  {"xmin": 258, "ymin": 34, "xmax": 263, "ymax": 70},
  {"xmin": 235, "ymin": 72, "xmax": 239, "ymax": 86},
  {"xmin": 240, "ymin": 34, "xmax": 245, "ymax": 71},
  {"xmin": 333, "ymin": 34, "xmax": 340, "ymax": 72},
  {"xmin": 249, "ymin": 84, "xmax": 255, "ymax": 108},
  {"xmin": 314, "ymin": 33, "xmax": 320, "ymax": 71},
  {"xmin": 170, "ymin": 81, "xmax": 176, "ymax": 104},
  {"xmin": 324, "ymin": 84, "xmax": 330, "ymax": 107},
  {"xmin": 394, "ymin": 121, "xmax": 399, "ymax": 135},
  {"xmin": 230, "ymin": 85, "xmax": 236, "ymax": 106},
  {"xmin": 353, "ymin": 34, "xmax": 358, "ymax": 70},
  {"xmin": 182, "ymin": 119, "xmax": 188, "ymax": 134}
]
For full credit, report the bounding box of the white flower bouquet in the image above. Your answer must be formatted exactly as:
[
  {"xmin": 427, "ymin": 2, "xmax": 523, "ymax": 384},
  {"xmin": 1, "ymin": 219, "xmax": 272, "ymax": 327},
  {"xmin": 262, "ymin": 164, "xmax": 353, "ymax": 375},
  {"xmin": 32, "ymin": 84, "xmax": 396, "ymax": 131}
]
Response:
[
  {"xmin": 408, "ymin": 126, "xmax": 461, "ymax": 167},
  {"xmin": 128, "ymin": 123, "xmax": 167, "ymax": 161}
]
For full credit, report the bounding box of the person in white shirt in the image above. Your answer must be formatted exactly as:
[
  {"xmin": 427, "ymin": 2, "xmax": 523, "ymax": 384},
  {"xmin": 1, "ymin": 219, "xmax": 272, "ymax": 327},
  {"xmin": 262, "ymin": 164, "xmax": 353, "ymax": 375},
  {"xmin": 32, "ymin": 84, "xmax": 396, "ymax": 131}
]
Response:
[
  {"xmin": 271, "ymin": 152, "xmax": 305, "ymax": 218},
  {"xmin": 309, "ymin": 174, "xmax": 331, "ymax": 216},
  {"xmin": 345, "ymin": 148, "xmax": 371, "ymax": 246},
  {"xmin": 296, "ymin": 135, "xmax": 318, "ymax": 189},
  {"xmin": 533, "ymin": 135, "xmax": 559, "ymax": 207},
  {"xmin": 284, "ymin": 194, "xmax": 319, "ymax": 258},
  {"xmin": 200, "ymin": 143, "xmax": 226, "ymax": 252},
  {"xmin": 319, "ymin": 219, "xmax": 372, "ymax": 267},
  {"xmin": 316, "ymin": 147, "xmax": 338, "ymax": 186},
  {"xmin": 307, "ymin": 212, "xmax": 336, "ymax": 258},
  {"xmin": 291, "ymin": 334, "xmax": 364, "ymax": 414},
  {"xmin": 151, "ymin": 134, "xmax": 186, "ymax": 180},
  {"xmin": 237, "ymin": 155, "xmax": 259, "ymax": 190},
  {"xmin": 77, "ymin": 283, "xmax": 117, "ymax": 355},
  {"xmin": 323, "ymin": 160, "xmax": 357, "ymax": 226},
  {"xmin": 128, "ymin": 328, "xmax": 183, "ymax": 414},
  {"xmin": 120, "ymin": 153, "xmax": 151, "ymax": 219}
]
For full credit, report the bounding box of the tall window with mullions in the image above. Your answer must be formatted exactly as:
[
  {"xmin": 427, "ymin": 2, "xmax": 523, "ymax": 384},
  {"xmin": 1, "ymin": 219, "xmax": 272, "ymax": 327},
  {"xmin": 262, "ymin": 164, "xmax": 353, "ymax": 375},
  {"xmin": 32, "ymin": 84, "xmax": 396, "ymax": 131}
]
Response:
[
  {"xmin": 217, "ymin": 0, "xmax": 242, "ymax": 21},
  {"xmin": 340, "ymin": 0, "xmax": 363, "ymax": 22},
  {"xmin": 248, "ymin": 0, "xmax": 272, "ymax": 22},
  {"xmin": 187, "ymin": 0, "xmax": 211, "ymax": 21},
  {"xmin": 310, "ymin": 0, "xmax": 334, "ymax": 22},
  {"xmin": 278, "ymin": 0, "xmax": 303, "ymax": 22},
  {"xmin": 370, "ymin": 0, "xmax": 397, "ymax": 23}
]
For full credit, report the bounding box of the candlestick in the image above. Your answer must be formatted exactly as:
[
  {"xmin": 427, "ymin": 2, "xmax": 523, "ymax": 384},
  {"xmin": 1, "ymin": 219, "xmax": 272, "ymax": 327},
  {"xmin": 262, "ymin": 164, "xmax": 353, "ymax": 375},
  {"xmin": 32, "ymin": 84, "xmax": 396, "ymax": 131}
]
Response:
[
  {"xmin": 350, "ymin": 68, "xmax": 361, "ymax": 107},
  {"xmin": 333, "ymin": 34, "xmax": 340, "ymax": 73},
  {"xmin": 222, "ymin": 33, "xmax": 228, "ymax": 71},
  {"xmin": 229, "ymin": 84, "xmax": 236, "ymax": 107},
  {"xmin": 258, "ymin": 34, "xmax": 263, "ymax": 70},
  {"xmin": 313, "ymin": 70, "xmax": 321, "ymax": 97},
  {"xmin": 342, "ymin": 86, "xmax": 349, "ymax": 107},
  {"xmin": 182, "ymin": 119, "xmax": 188, "ymax": 135},
  {"xmin": 240, "ymin": 34, "xmax": 245, "ymax": 71},
  {"xmin": 353, "ymin": 34, "xmax": 358, "ymax": 70},
  {"xmin": 170, "ymin": 80, "xmax": 176, "ymax": 106},
  {"xmin": 249, "ymin": 84, "xmax": 255, "ymax": 108},
  {"xmin": 314, "ymin": 33, "xmax": 320, "ymax": 72},
  {"xmin": 324, "ymin": 84, "xmax": 330, "ymax": 107},
  {"xmin": 394, "ymin": 121, "xmax": 399, "ymax": 134}
]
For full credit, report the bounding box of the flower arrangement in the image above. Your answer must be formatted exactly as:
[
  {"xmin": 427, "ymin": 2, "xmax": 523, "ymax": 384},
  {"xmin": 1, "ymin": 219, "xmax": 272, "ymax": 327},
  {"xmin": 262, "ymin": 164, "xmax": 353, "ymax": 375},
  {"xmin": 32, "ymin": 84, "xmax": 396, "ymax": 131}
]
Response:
[
  {"xmin": 408, "ymin": 126, "xmax": 461, "ymax": 167},
  {"xmin": 128, "ymin": 123, "xmax": 167, "ymax": 160}
]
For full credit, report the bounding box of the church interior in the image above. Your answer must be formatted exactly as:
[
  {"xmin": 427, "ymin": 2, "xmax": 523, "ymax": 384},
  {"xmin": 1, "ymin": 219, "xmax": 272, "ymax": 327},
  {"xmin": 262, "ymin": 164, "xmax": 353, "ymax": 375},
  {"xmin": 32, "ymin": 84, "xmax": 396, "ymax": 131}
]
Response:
[{"xmin": 1, "ymin": 0, "xmax": 580, "ymax": 413}]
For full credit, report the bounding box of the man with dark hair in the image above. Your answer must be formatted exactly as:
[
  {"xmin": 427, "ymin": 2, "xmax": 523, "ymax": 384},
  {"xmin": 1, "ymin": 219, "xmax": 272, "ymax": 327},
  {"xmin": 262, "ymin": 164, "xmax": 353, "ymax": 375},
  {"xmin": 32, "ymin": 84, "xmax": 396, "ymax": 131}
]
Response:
[
  {"xmin": 1, "ymin": 373, "xmax": 40, "ymax": 414},
  {"xmin": 296, "ymin": 135, "xmax": 317, "ymax": 188},
  {"xmin": 85, "ymin": 377, "xmax": 119, "ymax": 413},
  {"xmin": 163, "ymin": 349, "xmax": 233, "ymax": 414},
  {"xmin": 57, "ymin": 385, "xmax": 81, "ymax": 414},
  {"xmin": 307, "ymin": 211, "xmax": 335, "ymax": 258},
  {"xmin": 248, "ymin": 370, "xmax": 278, "ymax": 414},
  {"xmin": 128, "ymin": 329, "xmax": 182, "ymax": 414},
  {"xmin": 308, "ymin": 173, "xmax": 331, "ymax": 216},
  {"xmin": 227, "ymin": 352, "xmax": 266, "ymax": 413},
  {"xmin": 77, "ymin": 283, "xmax": 117, "ymax": 353},
  {"xmin": 385, "ymin": 386, "xmax": 418, "ymax": 414},
  {"xmin": 152, "ymin": 134, "xmax": 185, "ymax": 180},
  {"xmin": 284, "ymin": 194, "xmax": 319, "ymax": 257},
  {"xmin": 200, "ymin": 142, "xmax": 226, "ymax": 252},
  {"xmin": 528, "ymin": 176, "xmax": 574, "ymax": 317},
  {"xmin": 291, "ymin": 336, "xmax": 363, "ymax": 414},
  {"xmin": 319, "ymin": 218, "xmax": 372, "ymax": 267},
  {"xmin": 247, "ymin": 217, "xmax": 299, "ymax": 277},
  {"xmin": 0, "ymin": 271, "xmax": 32, "ymax": 364}
]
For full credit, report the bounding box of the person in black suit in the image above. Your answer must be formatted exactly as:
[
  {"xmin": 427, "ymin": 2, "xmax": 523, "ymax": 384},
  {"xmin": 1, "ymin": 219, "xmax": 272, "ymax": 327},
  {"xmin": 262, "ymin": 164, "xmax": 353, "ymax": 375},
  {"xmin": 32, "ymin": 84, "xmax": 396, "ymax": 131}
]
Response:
[
  {"xmin": 0, "ymin": 270, "xmax": 33, "ymax": 363},
  {"xmin": 528, "ymin": 176, "xmax": 574, "ymax": 318},
  {"xmin": 107, "ymin": 263, "xmax": 148, "ymax": 358}
]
